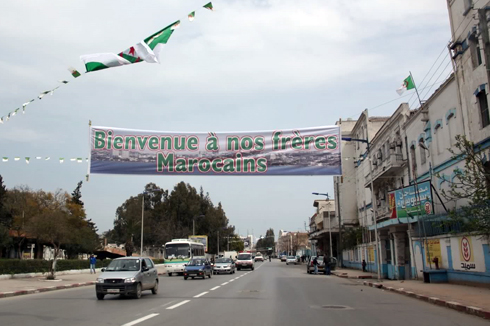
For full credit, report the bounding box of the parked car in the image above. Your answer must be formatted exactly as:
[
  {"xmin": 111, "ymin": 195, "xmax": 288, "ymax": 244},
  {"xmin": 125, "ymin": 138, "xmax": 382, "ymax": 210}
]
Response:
[
  {"xmin": 280, "ymin": 255, "xmax": 287, "ymax": 262},
  {"xmin": 95, "ymin": 257, "xmax": 158, "ymax": 300},
  {"xmin": 213, "ymin": 258, "xmax": 235, "ymax": 275},
  {"xmin": 235, "ymin": 253, "xmax": 255, "ymax": 271},
  {"xmin": 306, "ymin": 256, "xmax": 325, "ymax": 274},
  {"xmin": 286, "ymin": 256, "xmax": 297, "ymax": 265},
  {"xmin": 184, "ymin": 258, "xmax": 212, "ymax": 280},
  {"xmin": 255, "ymin": 254, "xmax": 264, "ymax": 262}
]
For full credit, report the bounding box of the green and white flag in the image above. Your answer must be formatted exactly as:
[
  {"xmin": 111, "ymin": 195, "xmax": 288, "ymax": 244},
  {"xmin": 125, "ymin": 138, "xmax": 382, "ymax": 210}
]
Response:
[
  {"xmin": 396, "ymin": 75, "xmax": 415, "ymax": 95},
  {"xmin": 0, "ymin": 117, "xmax": 3, "ymax": 124},
  {"xmin": 38, "ymin": 91, "xmax": 50, "ymax": 100},
  {"xmin": 2, "ymin": 157, "xmax": 7, "ymax": 162},
  {"xmin": 36, "ymin": 156, "xmax": 42, "ymax": 160},
  {"xmin": 68, "ymin": 67, "xmax": 81, "ymax": 78},
  {"xmin": 77, "ymin": 157, "xmax": 83, "ymax": 163},
  {"xmin": 59, "ymin": 158, "xmax": 64, "ymax": 163},
  {"xmin": 45, "ymin": 157, "xmax": 50, "ymax": 160},
  {"xmin": 188, "ymin": 11, "xmax": 195, "ymax": 21},
  {"xmin": 25, "ymin": 157, "xmax": 30, "ymax": 164},
  {"xmin": 22, "ymin": 99, "xmax": 34, "ymax": 112},
  {"xmin": 14, "ymin": 157, "xmax": 20, "ymax": 161},
  {"xmin": 81, "ymin": 21, "xmax": 179, "ymax": 72},
  {"xmin": 203, "ymin": 2, "xmax": 214, "ymax": 11},
  {"xmin": 70, "ymin": 158, "xmax": 76, "ymax": 161}
]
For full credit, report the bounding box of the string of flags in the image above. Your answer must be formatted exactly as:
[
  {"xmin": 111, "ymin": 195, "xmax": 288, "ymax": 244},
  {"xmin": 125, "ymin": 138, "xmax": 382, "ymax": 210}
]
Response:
[
  {"xmin": 2, "ymin": 157, "xmax": 89, "ymax": 164},
  {"xmin": 1, "ymin": 2, "xmax": 214, "ymax": 125}
]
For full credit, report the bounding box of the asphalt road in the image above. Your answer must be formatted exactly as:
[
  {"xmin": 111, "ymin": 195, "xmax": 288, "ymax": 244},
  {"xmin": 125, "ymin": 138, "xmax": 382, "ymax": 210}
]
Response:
[{"xmin": 0, "ymin": 260, "xmax": 487, "ymax": 326}]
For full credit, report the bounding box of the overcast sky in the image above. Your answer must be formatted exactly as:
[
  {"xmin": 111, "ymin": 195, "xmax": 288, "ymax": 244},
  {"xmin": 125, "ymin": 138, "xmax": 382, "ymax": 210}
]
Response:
[{"xmin": 0, "ymin": 0, "xmax": 451, "ymax": 239}]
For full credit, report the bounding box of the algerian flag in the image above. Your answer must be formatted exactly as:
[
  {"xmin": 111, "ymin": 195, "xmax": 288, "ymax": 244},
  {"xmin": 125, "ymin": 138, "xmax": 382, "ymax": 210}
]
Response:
[
  {"xmin": 36, "ymin": 156, "xmax": 42, "ymax": 160},
  {"xmin": 2, "ymin": 157, "xmax": 8, "ymax": 162},
  {"xmin": 396, "ymin": 75, "xmax": 415, "ymax": 95},
  {"xmin": 11, "ymin": 110, "xmax": 17, "ymax": 117},
  {"xmin": 68, "ymin": 67, "xmax": 81, "ymax": 78},
  {"xmin": 25, "ymin": 157, "xmax": 30, "ymax": 164},
  {"xmin": 38, "ymin": 91, "xmax": 50, "ymax": 99},
  {"xmin": 45, "ymin": 157, "xmax": 50, "ymax": 160},
  {"xmin": 59, "ymin": 158, "xmax": 64, "ymax": 163},
  {"xmin": 22, "ymin": 99, "xmax": 34, "ymax": 112},
  {"xmin": 203, "ymin": 2, "xmax": 214, "ymax": 11},
  {"xmin": 70, "ymin": 158, "xmax": 76, "ymax": 161},
  {"xmin": 77, "ymin": 157, "xmax": 83, "ymax": 163},
  {"xmin": 14, "ymin": 157, "xmax": 20, "ymax": 161},
  {"xmin": 0, "ymin": 117, "xmax": 3, "ymax": 124},
  {"xmin": 81, "ymin": 21, "xmax": 178, "ymax": 72},
  {"xmin": 188, "ymin": 11, "xmax": 195, "ymax": 21},
  {"xmin": 14, "ymin": 108, "xmax": 20, "ymax": 115}
]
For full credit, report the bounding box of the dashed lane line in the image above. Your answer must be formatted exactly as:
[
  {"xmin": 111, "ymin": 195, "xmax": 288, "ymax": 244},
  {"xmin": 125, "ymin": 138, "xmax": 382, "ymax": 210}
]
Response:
[
  {"xmin": 221, "ymin": 282, "xmax": 229, "ymax": 285},
  {"xmin": 210, "ymin": 286, "xmax": 220, "ymax": 291},
  {"xmin": 193, "ymin": 291, "xmax": 208, "ymax": 298},
  {"xmin": 122, "ymin": 313, "xmax": 159, "ymax": 326},
  {"xmin": 166, "ymin": 300, "xmax": 191, "ymax": 310}
]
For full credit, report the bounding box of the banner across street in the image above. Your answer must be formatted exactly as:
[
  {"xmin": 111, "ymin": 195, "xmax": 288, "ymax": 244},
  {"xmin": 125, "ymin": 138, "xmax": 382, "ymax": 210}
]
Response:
[{"xmin": 89, "ymin": 125, "xmax": 341, "ymax": 176}]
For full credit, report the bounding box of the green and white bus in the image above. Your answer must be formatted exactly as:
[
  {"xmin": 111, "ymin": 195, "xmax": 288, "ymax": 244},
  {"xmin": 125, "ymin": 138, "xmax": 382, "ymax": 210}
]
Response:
[{"xmin": 164, "ymin": 239, "xmax": 205, "ymax": 276}]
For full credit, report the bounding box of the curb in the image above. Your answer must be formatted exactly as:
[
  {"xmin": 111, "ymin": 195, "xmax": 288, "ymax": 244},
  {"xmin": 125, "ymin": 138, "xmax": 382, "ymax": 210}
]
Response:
[
  {"xmin": 0, "ymin": 281, "xmax": 96, "ymax": 299},
  {"xmin": 362, "ymin": 281, "xmax": 490, "ymax": 320},
  {"xmin": 331, "ymin": 272, "xmax": 373, "ymax": 279}
]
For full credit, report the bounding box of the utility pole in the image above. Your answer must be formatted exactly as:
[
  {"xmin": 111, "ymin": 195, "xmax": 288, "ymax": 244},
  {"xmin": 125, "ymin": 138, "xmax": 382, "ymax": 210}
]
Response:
[
  {"xmin": 365, "ymin": 109, "xmax": 382, "ymax": 281},
  {"xmin": 140, "ymin": 194, "xmax": 144, "ymax": 257},
  {"xmin": 217, "ymin": 230, "xmax": 219, "ymax": 257},
  {"xmin": 336, "ymin": 178, "xmax": 342, "ymax": 267}
]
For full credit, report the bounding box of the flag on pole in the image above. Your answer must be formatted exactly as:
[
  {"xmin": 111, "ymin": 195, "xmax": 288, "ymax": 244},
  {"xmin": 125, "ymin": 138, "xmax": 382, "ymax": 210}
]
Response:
[
  {"xmin": 69, "ymin": 67, "xmax": 81, "ymax": 78},
  {"xmin": 203, "ymin": 2, "xmax": 214, "ymax": 11},
  {"xmin": 81, "ymin": 21, "xmax": 178, "ymax": 72},
  {"xmin": 25, "ymin": 157, "xmax": 30, "ymax": 164},
  {"xmin": 59, "ymin": 158, "xmax": 64, "ymax": 163},
  {"xmin": 188, "ymin": 11, "xmax": 195, "ymax": 21},
  {"xmin": 396, "ymin": 75, "xmax": 415, "ymax": 95}
]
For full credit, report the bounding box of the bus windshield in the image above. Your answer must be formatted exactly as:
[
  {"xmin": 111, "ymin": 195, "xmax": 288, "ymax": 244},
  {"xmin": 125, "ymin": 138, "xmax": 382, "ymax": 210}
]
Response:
[{"xmin": 165, "ymin": 243, "xmax": 190, "ymax": 259}]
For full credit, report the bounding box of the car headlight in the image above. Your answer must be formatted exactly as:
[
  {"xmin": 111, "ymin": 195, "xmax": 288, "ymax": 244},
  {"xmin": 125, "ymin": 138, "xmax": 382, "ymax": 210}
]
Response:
[
  {"xmin": 124, "ymin": 277, "xmax": 136, "ymax": 283},
  {"xmin": 96, "ymin": 278, "xmax": 104, "ymax": 283}
]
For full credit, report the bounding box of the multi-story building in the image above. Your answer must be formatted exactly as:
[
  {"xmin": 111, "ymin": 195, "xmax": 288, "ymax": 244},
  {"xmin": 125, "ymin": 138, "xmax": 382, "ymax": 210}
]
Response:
[{"xmin": 308, "ymin": 199, "xmax": 337, "ymax": 257}]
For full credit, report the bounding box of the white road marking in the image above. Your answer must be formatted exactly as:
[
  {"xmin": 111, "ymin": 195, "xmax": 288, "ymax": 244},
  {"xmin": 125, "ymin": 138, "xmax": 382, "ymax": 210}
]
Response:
[
  {"xmin": 166, "ymin": 300, "xmax": 191, "ymax": 310},
  {"xmin": 160, "ymin": 301, "xmax": 175, "ymax": 308},
  {"xmin": 229, "ymin": 279, "xmax": 234, "ymax": 282},
  {"xmin": 193, "ymin": 291, "xmax": 208, "ymax": 298},
  {"xmin": 122, "ymin": 313, "xmax": 159, "ymax": 326},
  {"xmin": 221, "ymin": 282, "xmax": 229, "ymax": 285},
  {"xmin": 210, "ymin": 286, "xmax": 220, "ymax": 291}
]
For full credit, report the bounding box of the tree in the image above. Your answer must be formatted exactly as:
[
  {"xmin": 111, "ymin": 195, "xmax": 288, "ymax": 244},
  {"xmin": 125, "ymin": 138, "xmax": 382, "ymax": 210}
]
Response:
[
  {"xmin": 229, "ymin": 234, "xmax": 244, "ymax": 252},
  {"xmin": 440, "ymin": 135, "xmax": 490, "ymax": 238},
  {"xmin": 0, "ymin": 175, "xmax": 12, "ymax": 257},
  {"xmin": 341, "ymin": 227, "xmax": 363, "ymax": 250},
  {"xmin": 27, "ymin": 191, "xmax": 72, "ymax": 279}
]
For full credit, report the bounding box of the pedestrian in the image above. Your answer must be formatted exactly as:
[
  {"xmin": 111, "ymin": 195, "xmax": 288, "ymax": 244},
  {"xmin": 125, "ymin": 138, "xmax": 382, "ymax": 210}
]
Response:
[
  {"xmin": 89, "ymin": 254, "xmax": 97, "ymax": 274},
  {"xmin": 325, "ymin": 256, "xmax": 331, "ymax": 275},
  {"xmin": 362, "ymin": 259, "xmax": 367, "ymax": 272},
  {"xmin": 313, "ymin": 256, "xmax": 318, "ymax": 275}
]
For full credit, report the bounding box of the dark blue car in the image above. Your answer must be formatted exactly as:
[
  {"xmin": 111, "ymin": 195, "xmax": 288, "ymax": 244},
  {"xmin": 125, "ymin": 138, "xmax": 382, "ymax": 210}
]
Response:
[{"xmin": 183, "ymin": 258, "xmax": 212, "ymax": 280}]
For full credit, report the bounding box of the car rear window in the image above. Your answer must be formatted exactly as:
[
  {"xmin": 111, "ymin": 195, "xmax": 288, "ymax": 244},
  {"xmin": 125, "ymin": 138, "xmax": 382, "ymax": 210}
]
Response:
[{"xmin": 237, "ymin": 254, "xmax": 251, "ymax": 260}]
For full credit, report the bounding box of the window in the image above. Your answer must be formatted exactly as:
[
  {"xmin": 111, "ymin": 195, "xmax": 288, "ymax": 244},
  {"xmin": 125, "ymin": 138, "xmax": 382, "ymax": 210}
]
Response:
[
  {"xmin": 410, "ymin": 145, "xmax": 418, "ymax": 177},
  {"xmin": 464, "ymin": 0, "xmax": 473, "ymax": 15},
  {"xmin": 419, "ymin": 143, "xmax": 426, "ymax": 165},
  {"xmin": 477, "ymin": 90, "xmax": 490, "ymax": 128},
  {"xmin": 470, "ymin": 36, "xmax": 482, "ymax": 68}
]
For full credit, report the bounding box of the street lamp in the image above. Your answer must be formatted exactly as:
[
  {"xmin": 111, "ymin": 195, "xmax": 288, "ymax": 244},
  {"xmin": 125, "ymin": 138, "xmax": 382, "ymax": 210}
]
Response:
[
  {"xmin": 193, "ymin": 215, "xmax": 205, "ymax": 236},
  {"xmin": 312, "ymin": 193, "xmax": 333, "ymax": 258}
]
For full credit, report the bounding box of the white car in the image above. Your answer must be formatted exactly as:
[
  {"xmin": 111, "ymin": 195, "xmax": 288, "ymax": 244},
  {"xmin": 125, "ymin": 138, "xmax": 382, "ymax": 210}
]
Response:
[{"xmin": 286, "ymin": 256, "xmax": 297, "ymax": 265}]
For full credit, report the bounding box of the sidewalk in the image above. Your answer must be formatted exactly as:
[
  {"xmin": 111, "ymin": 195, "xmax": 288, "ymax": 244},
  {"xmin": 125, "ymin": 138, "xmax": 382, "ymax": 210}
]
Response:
[
  {"xmin": 332, "ymin": 268, "xmax": 490, "ymax": 320},
  {"xmin": 0, "ymin": 265, "xmax": 166, "ymax": 299}
]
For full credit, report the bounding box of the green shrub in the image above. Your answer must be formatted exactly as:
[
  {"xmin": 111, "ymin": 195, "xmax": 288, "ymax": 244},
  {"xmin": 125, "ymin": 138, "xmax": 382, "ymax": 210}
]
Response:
[
  {"xmin": 152, "ymin": 259, "xmax": 165, "ymax": 264},
  {"xmin": 0, "ymin": 259, "xmax": 113, "ymax": 275}
]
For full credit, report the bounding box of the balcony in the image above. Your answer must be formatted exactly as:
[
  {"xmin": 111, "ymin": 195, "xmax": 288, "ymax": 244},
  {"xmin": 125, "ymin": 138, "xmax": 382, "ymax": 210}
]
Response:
[{"xmin": 365, "ymin": 153, "xmax": 406, "ymax": 187}]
